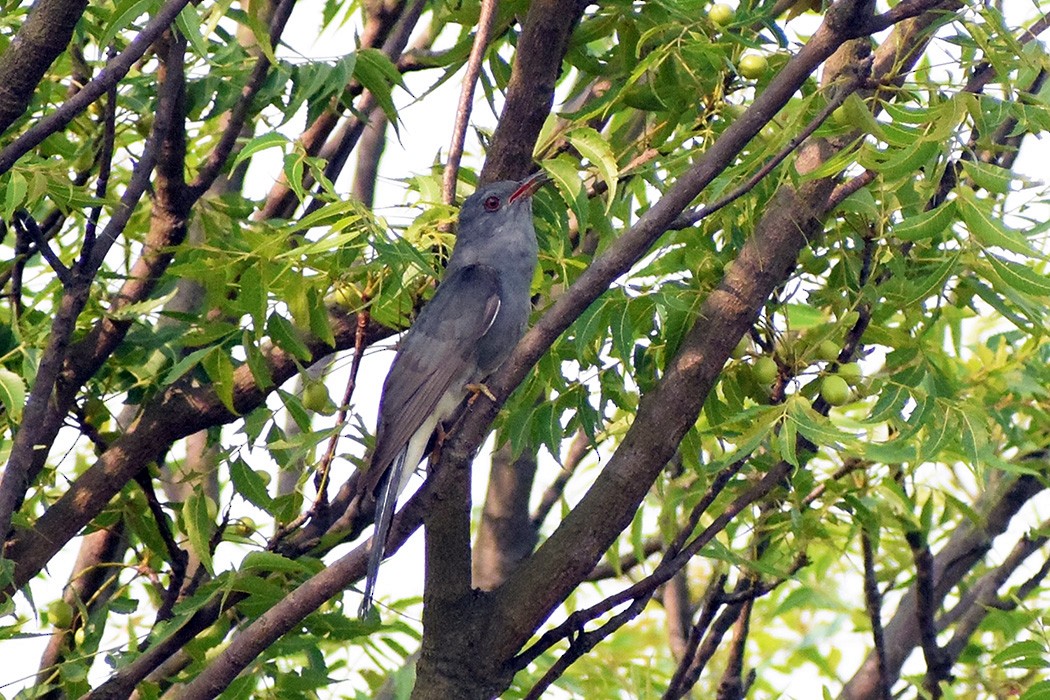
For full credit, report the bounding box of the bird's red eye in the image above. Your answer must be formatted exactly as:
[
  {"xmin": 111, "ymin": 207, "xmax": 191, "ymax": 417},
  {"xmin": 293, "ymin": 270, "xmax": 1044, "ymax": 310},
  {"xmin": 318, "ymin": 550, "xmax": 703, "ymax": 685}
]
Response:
[{"xmin": 483, "ymin": 195, "xmax": 501, "ymax": 212}]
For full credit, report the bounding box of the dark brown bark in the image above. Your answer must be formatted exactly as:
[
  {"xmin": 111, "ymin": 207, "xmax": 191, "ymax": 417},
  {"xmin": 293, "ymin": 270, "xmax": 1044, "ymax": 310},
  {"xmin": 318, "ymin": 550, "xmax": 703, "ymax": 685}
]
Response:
[
  {"xmin": 478, "ymin": 0, "xmax": 589, "ymax": 184},
  {"xmin": 472, "ymin": 439, "xmax": 538, "ymax": 590},
  {"xmin": 0, "ymin": 0, "xmax": 87, "ymax": 135}
]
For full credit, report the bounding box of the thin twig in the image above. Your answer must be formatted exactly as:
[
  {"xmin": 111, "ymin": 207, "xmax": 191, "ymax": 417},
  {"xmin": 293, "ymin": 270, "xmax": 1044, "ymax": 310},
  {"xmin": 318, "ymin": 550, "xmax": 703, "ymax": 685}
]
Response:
[
  {"xmin": 188, "ymin": 0, "xmax": 297, "ymax": 197},
  {"xmin": 13, "ymin": 212, "xmax": 70, "ymax": 283},
  {"xmin": 664, "ymin": 574, "xmax": 726, "ymax": 699},
  {"xmin": 907, "ymin": 529, "xmax": 951, "ymax": 698},
  {"xmin": 83, "ymin": 52, "xmax": 118, "ymax": 257},
  {"xmin": 715, "ymin": 591, "xmax": 753, "ymax": 700},
  {"xmin": 531, "ymin": 428, "xmax": 592, "ymax": 528},
  {"xmin": 442, "ymin": 0, "xmax": 500, "ymax": 203},
  {"xmin": 862, "ymin": 527, "xmax": 892, "ymax": 700},
  {"xmin": 669, "ymin": 79, "xmax": 863, "ymax": 231},
  {"xmin": 315, "ymin": 310, "xmax": 371, "ymax": 507},
  {"xmin": 512, "ymin": 456, "xmax": 770, "ymax": 671}
]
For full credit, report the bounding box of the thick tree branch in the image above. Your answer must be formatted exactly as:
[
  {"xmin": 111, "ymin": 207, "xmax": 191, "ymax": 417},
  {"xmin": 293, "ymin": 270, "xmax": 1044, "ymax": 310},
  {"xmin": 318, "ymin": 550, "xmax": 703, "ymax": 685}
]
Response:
[
  {"xmin": 478, "ymin": 0, "xmax": 589, "ymax": 183},
  {"xmin": 861, "ymin": 527, "xmax": 892, "ymax": 700},
  {"xmin": 0, "ymin": 0, "xmax": 88, "ymax": 135}
]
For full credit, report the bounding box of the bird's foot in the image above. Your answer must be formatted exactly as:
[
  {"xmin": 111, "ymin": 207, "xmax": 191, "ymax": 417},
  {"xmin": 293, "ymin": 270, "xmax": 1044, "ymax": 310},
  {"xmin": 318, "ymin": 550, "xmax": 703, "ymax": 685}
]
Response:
[{"xmin": 465, "ymin": 382, "xmax": 497, "ymax": 405}]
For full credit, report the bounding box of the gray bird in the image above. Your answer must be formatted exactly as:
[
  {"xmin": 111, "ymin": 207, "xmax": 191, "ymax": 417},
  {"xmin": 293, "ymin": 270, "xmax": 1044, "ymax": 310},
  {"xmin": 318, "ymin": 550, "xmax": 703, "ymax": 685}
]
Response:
[{"xmin": 358, "ymin": 172, "xmax": 545, "ymax": 618}]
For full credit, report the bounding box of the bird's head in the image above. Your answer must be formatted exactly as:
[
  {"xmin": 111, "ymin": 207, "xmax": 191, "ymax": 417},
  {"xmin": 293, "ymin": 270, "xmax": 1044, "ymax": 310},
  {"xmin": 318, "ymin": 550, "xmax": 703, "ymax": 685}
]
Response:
[{"xmin": 454, "ymin": 172, "xmax": 547, "ymax": 249}]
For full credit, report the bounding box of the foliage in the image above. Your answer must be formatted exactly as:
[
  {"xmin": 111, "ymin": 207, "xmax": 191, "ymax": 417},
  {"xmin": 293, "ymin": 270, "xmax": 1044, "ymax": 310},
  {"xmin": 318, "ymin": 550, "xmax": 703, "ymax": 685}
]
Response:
[{"xmin": 2, "ymin": 0, "xmax": 1050, "ymax": 698}]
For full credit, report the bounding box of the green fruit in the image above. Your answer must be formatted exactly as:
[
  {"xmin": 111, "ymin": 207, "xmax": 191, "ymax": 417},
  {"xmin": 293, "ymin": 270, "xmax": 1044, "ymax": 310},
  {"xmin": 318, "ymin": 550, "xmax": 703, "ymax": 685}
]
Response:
[
  {"xmin": 738, "ymin": 54, "xmax": 768, "ymax": 80},
  {"xmin": 48, "ymin": 599, "xmax": 74, "ymax": 628},
  {"xmin": 820, "ymin": 375, "xmax": 850, "ymax": 406},
  {"xmin": 709, "ymin": 3, "xmax": 734, "ymax": 25},
  {"xmin": 837, "ymin": 362, "xmax": 863, "ymax": 383},
  {"xmin": 302, "ymin": 382, "xmax": 330, "ymax": 413},
  {"xmin": 816, "ymin": 340, "xmax": 841, "ymax": 363},
  {"xmin": 753, "ymin": 356, "xmax": 778, "ymax": 384},
  {"xmin": 732, "ymin": 337, "xmax": 751, "ymax": 359},
  {"xmin": 830, "ymin": 105, "xmax": 850, "ymax": 127}
]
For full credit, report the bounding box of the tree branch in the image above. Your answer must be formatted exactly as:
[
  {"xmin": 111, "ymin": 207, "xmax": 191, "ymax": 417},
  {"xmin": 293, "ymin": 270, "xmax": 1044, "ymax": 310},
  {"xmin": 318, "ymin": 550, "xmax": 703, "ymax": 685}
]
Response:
[
  {"xmin": 0, "ymin": 0, "xmax": 192, "ymax": 176},
  {"xmin": 441, "ymin": 0, "xmax": 499, "ymax": 203},
  {"xmin": 0, "ymin": 0, "xmax": 88, "ymax": 135}
]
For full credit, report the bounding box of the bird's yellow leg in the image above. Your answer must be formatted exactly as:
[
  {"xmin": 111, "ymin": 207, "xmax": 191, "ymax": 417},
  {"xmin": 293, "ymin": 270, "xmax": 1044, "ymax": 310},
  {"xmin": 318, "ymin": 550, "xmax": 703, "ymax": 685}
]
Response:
[{"xmin": 465, "ymin": 382, "xmax": 497, "ymax": 405}]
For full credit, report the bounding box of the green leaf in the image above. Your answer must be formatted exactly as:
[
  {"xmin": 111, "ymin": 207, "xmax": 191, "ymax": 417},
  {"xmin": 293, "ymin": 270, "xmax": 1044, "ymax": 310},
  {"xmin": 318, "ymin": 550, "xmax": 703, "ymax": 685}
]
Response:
[
  {"xmin": 105, "ymin": 289, "xmax": 178, "ymax": 321},
  {"xmin": 229, "ymin": 458, "xmax": 273, "ymax": 510},
  {"xmin": 986, "ymin": 254, "xmax": 1050, "ymax": 297},
  {"xmin": 3, "ymin": 171, "xmax": 27, "ymax": 220},
  {"xmin": 184, "ymin": 492, "xmax": 216, "ymax": 575},
  {"xmin": 722, "ymin": 405, "xmax": 783, "ymax": 464},
  {"xmin": 202, "ymin": 349, "xmax": 236, "ymax": 414},
  {"xmin": 838, "ymin": 93, "xmax": 884, "ymax": 140},
  {"xmin": 283, "ymin": 151, "xmax": 307, "ymax": 204},
  {"xmin": 353, "ymin": 48, "xmax": 405, "ymax": 131},
  {"xmin": 784, "ymin": 304, "xmax": 825, "ymax": 329},
  {"xmin": 232, "ymin": 132, "xmax": 289, "ymax": 171},
  {"xmin": 240, "ymin": 550, "xmax": 315, "ymax": 575},
  {"xmin": 163, "ymin": 345, "xmax": 214, "ymax": 385},
  {"xmin": 904, "ymin": 253, "xmax": 959, "ymax": 307},
  {"xmin": 267, "ymin": 312, "xmax": 312, "ymax": 361},
  {"xmin": 566, "ymin": 127, "xmax": 618, "ymax": 213},
  {"xmin": 788, "ymin": 396, "xmax": 858, "ymax": 450},
  {"xmin": 101, "ymin": 0, "xmax": 157, "ymax": 50},
  {"xmin": 992, "ymin": 640, "xmax": 1047, "ymax": 668},
  {"xmin": 958, "ymin": 187, "xmax": 1043, "ymax": 259},
  {"xmin": 542, "ymin": 154, "xmax": 588, "ymax": 234},
  {"xmin": 1021, "ymin": 680, "xmax": 1050, "ymax": 700},
  {"xmin": 0, "ymin": 368, "xmax": 26, "ymax": 422},
  {"xmin": 893, "ymin": 201, "xmax": 955, "ymax": 242},
  {"xmin": 175, "ymin": 5, "xmax": 209, "ymax": 60},
  {"xmin": 961, "ymin": 159, "xmax": 1017, "ymax": 194},
  {"xmin": 243, "ymin": 331, "xmax": 274, "ymax": 388}
]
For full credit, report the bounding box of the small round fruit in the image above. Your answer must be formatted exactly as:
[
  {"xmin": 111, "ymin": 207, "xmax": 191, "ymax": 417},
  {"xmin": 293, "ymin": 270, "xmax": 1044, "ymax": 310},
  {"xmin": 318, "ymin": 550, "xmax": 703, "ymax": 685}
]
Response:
[
  {"xmin": 302, "ymin": 382, "xmax": 329, "ymax": 413},
  {"xmin": 48, "ymin": 600, "xmax": 74, "ymax": 628},
  {"xmin": 816, "ymin": 340, "xmax": 841, "ymax": 363},
  {"xmin": 753, "ymin": 356, "xmax": 779, "ymax": 384},
  {"xmin": 738, "ymin": 54, "xmax": 768, "ymax": 80},
  {"xmin": 820, "ymin": 375, "xmax": 850, "ymax": 406},
  {"xmin": 732, "ymin": 337, "xmax": 751, "ymax": 359},
  {"xmin": 709, "ymin": 3, "xmax": 734, "ymax": 25},
  {"xmin": 830, "ymin": 105, "xmax": 850, "ymax": 127},
  {"xmin": 837, "ymin": 362, "xmax": 863, "ymax": 384}
]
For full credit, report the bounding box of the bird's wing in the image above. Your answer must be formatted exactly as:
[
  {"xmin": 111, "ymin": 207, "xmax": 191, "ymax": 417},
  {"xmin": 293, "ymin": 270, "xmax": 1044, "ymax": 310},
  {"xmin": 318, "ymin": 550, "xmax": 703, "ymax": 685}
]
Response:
[{"xmin": 364, "ymin": 264, "xmax": 503, "ymax": 494}]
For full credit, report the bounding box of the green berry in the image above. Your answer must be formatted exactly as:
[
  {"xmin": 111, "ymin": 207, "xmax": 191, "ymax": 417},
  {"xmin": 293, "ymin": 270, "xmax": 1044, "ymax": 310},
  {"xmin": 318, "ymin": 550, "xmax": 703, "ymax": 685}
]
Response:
[
  {"xmin": 837, "ymin": 362, "xmax": 863, "ymax": 384},
  {"xmin": 709, "ymin": 3, "xmax": 734, "ymax": 25},
  {"xmin": 753, "ymin": 356, "xmax": 778, "ymax": 384},
  {"xmin": 816, "ymin": 340, "xmax": 841, "ymax": 363},
  {"xmin": 821, "ymin": 375, "xmax": 850, "ymax": 406},
  {"xmin": 48, "ymin": 600, "xmax": 74, "ymax": 628},
  {"xmin": 738, "ymin": 54, "xmax": 768, "ymax": 79},
  {"xmin": 302, "ymin": 382, "xmax": 330, "ymax": 413}
]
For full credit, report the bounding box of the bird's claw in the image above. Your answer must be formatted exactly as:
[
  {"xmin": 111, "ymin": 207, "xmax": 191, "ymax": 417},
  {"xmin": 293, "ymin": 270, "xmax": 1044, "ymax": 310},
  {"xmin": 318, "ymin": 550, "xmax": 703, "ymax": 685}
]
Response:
[{"xmin": 465, "ymin": 382, "xmax": 497, "ymax": 405}]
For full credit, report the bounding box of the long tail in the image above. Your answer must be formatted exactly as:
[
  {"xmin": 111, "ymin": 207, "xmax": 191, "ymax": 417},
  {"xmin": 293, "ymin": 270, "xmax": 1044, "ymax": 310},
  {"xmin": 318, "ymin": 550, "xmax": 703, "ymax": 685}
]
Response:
[{"xmin": 358, "ymin": 447, "xmax": 407, "ymax": 619}]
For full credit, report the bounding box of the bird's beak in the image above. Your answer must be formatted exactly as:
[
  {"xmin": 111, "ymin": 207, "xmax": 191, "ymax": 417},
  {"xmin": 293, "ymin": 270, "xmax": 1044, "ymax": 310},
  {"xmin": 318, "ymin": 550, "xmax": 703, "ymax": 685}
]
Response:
[{"xmin": 509, "ymin": 170, "xmax": 549, "ymax": 203}]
